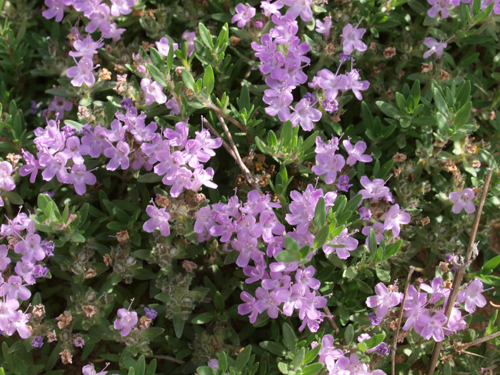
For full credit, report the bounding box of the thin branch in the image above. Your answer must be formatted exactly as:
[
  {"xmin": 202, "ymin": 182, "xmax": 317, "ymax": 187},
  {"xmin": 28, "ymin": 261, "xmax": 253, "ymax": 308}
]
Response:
[
  {"xmin": 146, "ymin": 355, "xmax": 185, "ymax": 364},
  {"xmin": 321, "ymin": 304, "xmax": 340, "ymax": 335},
  {"xmin": 202, "ymin": 117, "xmax": 236, "ymax": 159},
  {"xmin": 392, "ymin": 266, "xmax": 415, "ymax": 375},
  {"xmin": 199, "ymin": 96, "xmax": 253, "ymax": 142},
  {"xmin": 215, "ymin": 112, "xmax": 262, "ymax": 193},
  {"xmin": 457, "ymin": 331, "xmax": 500, "ymax": 352},
  {"xmin": 427, "ymin": 168, "xmax": 493, "ymax": 375}
]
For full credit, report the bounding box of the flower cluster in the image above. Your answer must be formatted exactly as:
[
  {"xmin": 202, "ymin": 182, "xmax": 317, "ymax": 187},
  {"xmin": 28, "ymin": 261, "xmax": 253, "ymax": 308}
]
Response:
[
  {"xmin": 42, "ymin": 0, "xmax": 128, "ymax": 41},
  {"xmin": 366, "ymin": 277, "xmax": 487, "ymax": 342},
  {"xmin": 0, "ymin": 212, "xmax": 52, "ymax": 340},
  {"xmin": 313, "ymin": 334, "xmax": 387, "ymax": 375},
  {"xmin": 21, "ymin": 105, "xmax": 221, "ymax": 198}
]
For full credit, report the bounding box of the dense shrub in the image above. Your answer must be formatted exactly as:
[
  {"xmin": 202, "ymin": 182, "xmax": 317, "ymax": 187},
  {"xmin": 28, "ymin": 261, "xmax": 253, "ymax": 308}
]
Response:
[{"xmin": 0, "ymin": 0, "xmax": 499, "ymax": 374}]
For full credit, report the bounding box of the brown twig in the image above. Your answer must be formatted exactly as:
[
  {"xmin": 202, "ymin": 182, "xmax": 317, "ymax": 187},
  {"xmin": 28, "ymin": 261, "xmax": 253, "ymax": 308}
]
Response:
[
  {"xmin": 457, "ymin": 331, "xmax": 500, "ymax": 352},
  {"xmin": 392, "ymin": 266, "xmax": 415, "ymax": 375},
  {"xmin": 427, "ymin": 168, "xmax": 493, "ymax": 375},
  {"xmin": 146, "ymin": 355, "xmax": 185, "ymax": 364},
  {"xmin": 321, "ymin": 304, "xmax": 340, "ymax": 335},
  {"xmin": 214, "ymin": 112, "xmax": 262, "ymax": 193},
  {"xmin": 202, "ymin": 117, "xmax": 236, "ymax": 159}
]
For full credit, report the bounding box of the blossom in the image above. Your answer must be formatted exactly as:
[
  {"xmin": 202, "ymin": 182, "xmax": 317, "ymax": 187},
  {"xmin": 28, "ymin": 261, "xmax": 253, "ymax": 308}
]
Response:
[
  {"xmin": 143, "ymin": 204, "xmax": 171, "ymax": 236},
  {"xmin": 85, "ymin": 4, "xmax": 111, "ymax": 34},
  {"xmin": 420, "ymin": 277, "xmax": 450, "ymax": 304},
  {"xmin": 141, "ymin": 78, "xmax": 167, "ymax": 105},
  {"xmin": 345, "ymin": 70, "xmax": 370, "ymax": 100},
  {"xmin": 285, "ymin": 0, "xmax": 313, "ymax": 21},
  {"xmin": 323, "ymin": 228, "xmax": 359, "ymax": 259},
  {"xmin": 260, "ymin": 0, "xmax": 283, "ymax": 17},
  {"xmin": 0, "ymin": 298, "xmax": 19, "ymax": 330},
  {"xmin": 457, "ymin": 279, "xmax": 487, "ymax": 313},
  {"xmin": 316, "ymin": 18, "xmax": 332, "ymax": 39},
  {"xmin": 449, "ymin": 188, "xmax": 475, "ymax": 214},
  {"xmin": 358, "ymin": 176, "xmax": 390, "ymax": 201},
  {"xmin": 382, "ymin": 204, "xmax": 411, "ymax": 237},
  {"xmin": 42, "ymin": 0, "xmax": 67, "ymax": 22},
  {"xmin": 110, "ymin": 0, "xmax": 135, "ymax": 17},
  {"xmin": 238, "ymin": 291, "xmax": 259, "ymax": 323},
  {"xmin": 31, "ymin": 336, "xmax": 44, "ymax": 348},
  {"xmin": 423, "ymin": 37, "xmax": 448, "ymax": 59},
  {"xmin": 114, "ymin": 308, "xmax": 138, "ymax": 336},
  {"xmin": 416, "ymin": 311, "xmax": 447, "ymax": 342},
  {"xmin": 5, "ymin": 310, "xmax": 31, "ymax": 339},
  {"xmin": 289, "ymin": 98, "xmax": 322, "ymax": 131},
  {"xmin": 342, "ymin": 23, "xmax": 367, "ymax": 55},
  {"xmin": 48, "ymin": 96, "xmax": 73, "ymax": 118},
  {"xmin": 155, "ymin": 37, "xmax": 179, "ymax": 57},
  {"xmin": 66, "ymin": 57, "xmax": 96, "ymax": 87},
  {"xmin": 69, "ymin": 36, "xmax": 104, "ymax": 59},
  {"xmin": 427, "ymin": 0, "xmax": 451, "ymax": 18},
  {"xmin": 82, "ymin": 363, "xmax": 109, "ymax": 375},
  {"xmin": 359, "ymin": 207, "xmax": 372, "ymax": 221},
  {"xmin": 232, "ymin": 4, "xmax": 256, "ymax": 28},
  {"xmin": 311, "ymin": 149, "xmax": 345, "ymax": 184},
  {"xmin": 231, "ymin": 229, "xmax": 263, "ymax": 267},
  {"xmin": 182, "ymin": 31, "xmax": 197, "ymax": 57},
  {"xmin": 66, "ymin": 164, "xmax": 96, "ymax": 195},
  {"xmin": 335, "ymin": 175, "xmax": 352, "ymax": 192},
  {"xmin": 361, "ymin": 222, "xmax": 385, "ymax": 246},
  {"xmin": 343, "ymin": 139, "xmax": 372, "ymax": 166},
  {"xmin": 366, "ymin": 282, "xmax": 403, "ymax": 319},
  {"xmin": 0, "ymin": 161, "xmax": 15, "ymax": 192},
  {"xmin": 74, "ymin": 337, "xmax": 85, "ymax": 348},
  {"xmin": 144, "ymin": 307, "xmax": 157, "ymax": 320},
  {"xmin": 104, "ymin": 141, "xmax": 131, "ymax": 171}
]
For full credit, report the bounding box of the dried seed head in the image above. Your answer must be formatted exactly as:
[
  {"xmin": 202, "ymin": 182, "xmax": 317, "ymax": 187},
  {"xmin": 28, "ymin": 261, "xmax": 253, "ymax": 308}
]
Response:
[
  {"xmin": 116, "ymin": 230, "xmax": 130, "ymax": 243},
  {"xmin": 56, "ymin": 311, "xmax": 73, "ymax": 329},
  {"xmin": 59, "ymin": 349, "xmax": 73, "ymax": 364},
  {"xmin": 84, "ymin": 268, "xmax": 97, "ymax": 279},
  {"xmin": 421, "ymin": 62, "xmax": 433, "ymax": 73},
  {"xmin": 393, "ymin": 152, "xmax": 407, "ymax": 163},
  {"xmin": 100, "ymin": 68, "xmax": 112, "ymax": 81},
  {"xmin": 82, "ymin": 305, "xmax": 97, "ymax": 318},
  {"xmin": 383, "ymin": 47, "xmax": 396, "ymax": 59},
  {"xmin": 421, "ymin": 217, "xmax": 430, "ymax": 226}
]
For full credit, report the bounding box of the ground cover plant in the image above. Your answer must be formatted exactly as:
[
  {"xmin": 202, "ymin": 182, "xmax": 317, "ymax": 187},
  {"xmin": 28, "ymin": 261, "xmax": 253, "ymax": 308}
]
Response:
[{"xmin": 0, "ymin": 0, "xmax": 500, "ymax": 374}]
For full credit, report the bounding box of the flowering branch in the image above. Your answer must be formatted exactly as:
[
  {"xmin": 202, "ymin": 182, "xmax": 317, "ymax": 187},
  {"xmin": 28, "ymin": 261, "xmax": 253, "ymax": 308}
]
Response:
[
  {"xmin": 427, "ymin": 168, "xmax": 494, "ymax": 375},
  {"xmin": 391, "ymin": 265, "xmax": 415, "ymax": 375}
]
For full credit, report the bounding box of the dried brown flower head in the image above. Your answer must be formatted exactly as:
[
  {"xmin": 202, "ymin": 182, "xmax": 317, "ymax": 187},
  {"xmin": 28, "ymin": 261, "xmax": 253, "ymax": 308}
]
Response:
[
  {"xmin": 421, "ymin": 217, "xmax": 431, "ymax": 226},
  {"xmin": 82, "ymin": 305, "xmax": 97, "ymax": 318},
  {"xmin": 116, "ymin": 230, "xmax": 130, "ymax": 243},
  {"xmin": 84, "ymin": 268, "xmax": 97, "ymax": 279},
  {"xmin": 182, "ymin": 260, "xmax": 198, "ymax": 273},
  {"xmin": 383, "ymin": 47, "xmax": 396, "ymax": 59},
  {"xmin": 56, "ymin": 311, "xmax": 73, "ymax": 329},
  {"xmin": 99, "ymin": 68, "xmax": 112, "ymax": 81},
  {"xmin": 439, "ymin": 69, "xmax": 450, "ymax": 81},
  {"xmin": 59, "ymin": 349, "xmax": 73, "ymax": 364},
  {"xmin": 393, "ymin": 153, "xmax": 407, "ymax": 163},
  {"xmin": 421, "ymin": 62, "xmax": 433, "ymax": 73}
]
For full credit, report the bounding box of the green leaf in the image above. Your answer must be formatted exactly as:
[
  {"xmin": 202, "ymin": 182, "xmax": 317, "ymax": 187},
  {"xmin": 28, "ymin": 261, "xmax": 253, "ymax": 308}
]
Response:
[
  {"xmin": 214, "ymin": 291, "xmax": 224, "ymax": 311},
  {"xmin": 472, "ymin": 2, "xmax": 494, "ymax": 22},
  {"xmin": 365, "ymin": 332, "xmax": 386, "ymax": 349},
  {"xmin": 135, "ymin": 355, "xmax": 146, "ymax": 375},
  {"xmin": 301, "ymin": 363, "xmax": 324, "ymax": 375},
  {"xmin": 395, "ymin": 92, "xmax": 406, "ymax": 112},
  {"xmin": 239, "ymin": 84, "xmax": 251, "ymax": 112},
  {"xmin": 198, "ymin": 23, "xmax": 214, "ymax": 49},
  {"xmin": 149, "ymin": 48, "xmax": 164, "ymax": 69},
  {"xmin": 172, "ymin": 314, "xmax": 185, "ymax": 338},
  {"xmin": 453, "ymin": 101, "xmax": 472, "ymax": 129},
  {"xmin": 375, "ymin": 268, "xmax": 391, "ymax": 283},
  {"xmin": 299, "ymin": 131, "xmax": 319, "ymax": 153},
  {"xmin": 191, "ymin": 312, "xmax": 217, "ymax": 324},
  {"xmin": 236, "ymin": 346, "xmax": 252, "ymax": 372},
  {"xmin": 410, "ymin": 80, "xmax": 421, "ymax": 106},
  {"xmin": 285, "ymin": 236, "xmax": 300, "ymax": 253},
  {"xmin": 142, "ymin": 328, "xmax": 165, "ymax": 339},
  {"xmin": 345, "ymin": 324, "xmax": 354, "ymax": 346},
  {"xmin": 204, "ymin": 65, "xmax": 214, "ymax": 96},
  {"xmin": 218, "ymin": 352, "xmax": 228, "ymax": 372},
  {"xmin": 455, "ymin": 81, "xmax": 471, "ymax": 108},
  {"xmin": 376, "ymin": 101, "xmax": 400, "ymax": 119},
  {"xmin": 315, "ymin": 198, "xmax": 326, "ymax": 227},
  {"xmin": 282, "ymin": 323, "xmax": 297, "ymax": 351},
  {"xmin": 433, "ymin": 87, "xmax": 450, "ymax": 118},
  {"xmin": 281, "ymin": 121, "xmax": 293, "ymax": 149},
  {"xmin": 138, "ymin": 173, "xmax": 163, "ymax": 183},
  {"xmin": 145, "ymin": 63, "xmax": 168, "ymax": 88},
  {"xmin": 383, "ymin": 240, "xmax": 402, "ymax": 260},
  {"xmin": 268, "ymin": 130, "xmax": 278, "ymax": 148},
  {"xmin": 195, "ymin": 367, "xmax": 215, "ymax": 375},
  {"xmin": 291, "ymin": 348, "xmax": 306, "ymax": 370},
  {"xmin": 481, "ymin": 255, "xmax": 500, "ymax": 275},
  {"xmin": 146, "ymin": 359, "xmax": 157, "ymax": 375},
  {"xmin": 181, "ymin": 69, "xmax": 197, "ymax": 92},
  {"xmin": 276, "ymin": 251, "xmax": 298, "ymax": 263},
  {"xmin": 443, "ymin": 361, "xmax": 452, "ymax": 375},
  {"xmin": 303, "ymin": 344, "xmax": 321, "ymax": 365},
  {"xmin": 344, "ymin": 194, "xmax": 363, "ymax": 214},
  {"xmin": 314, "ymin": 225, "xmax": 330, "ymax": 249},
  {"xmin": 368, "ymin": 229, "xmax": 377, "ymax": 253},
  {"xmin": 259, "ymin": 341, "xmax": 286, "ymax": 356},
  {"xmin": 4, "ymin": 191, "xmax": 23, "ymax": 205}
]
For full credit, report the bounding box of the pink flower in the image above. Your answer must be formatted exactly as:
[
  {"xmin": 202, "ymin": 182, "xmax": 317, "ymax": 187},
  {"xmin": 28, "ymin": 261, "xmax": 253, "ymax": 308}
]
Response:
[
  {"xmin": 143, "ymin": 204, "xmax": 171, "ymax": 236},
  {"xmin": 427, "ymin": 0, "xmax": 451, "ymax": 18},
  {"xmin": 260, "ymin": 0, "xmax": 283, "ymax": 17},
  {"xmin": 65, "ymin": 164, "xmax": 96, "ymax": 195},
  {"xmin": 42, "ymin": 0, "xmax": 67, "ymax": 22},
  {"xmin": 232, "ymin": 4, "xmax": 256, "ymax": 28},
  {"xmin": 289, "ymin": 98, "xmax": 322, "ymax": 131},
  {"xmin": 449, "ymin": 188, "xmax": 475, "ymax": 214},
  {"xmin": 361, "ymin": 222, "xmax": 385, "ymax": 246},
  {"xmin": 343, "ymin": 139, "xmax": 372, "ymax": 166},
  {"xmin": 285, "ymin": 0, "xmax": 313, "ymax": 21},
  {"xmin": 423, "ymin": 37, "xmax": 448, "ymax": 59},
  {"xmin": 238, "ymin": 291, "xmax": 259, "ymax": 323},
  {"xmin": 0, "ymin": 161, "xmax": 15, "ymax": 192},
  {"xmin": 182, "ymin": 31, "xmax": 197, "ymax": 57},
  {"xmin": 342, "ymin": 23, "xmax": 367, "ymax": 55},
  {"xmin": 104, "ymin": 141, "xmax": 131, "ymax": 171},
  {"xmin": 141, "ymin": 78, "xmax": 166, "ymax": 105},
  {"xmin": 69, "ymin": 36, "xmax": 104, "ymax": 59},
  {"xmin": 114, "ymin": 308, "xmax": 138, "ymax": 336},
  {"xmin": 416, "ymin": 311, "xmax": 447, "ymax": 342},
  {"xmin": 110, "ymin": 0, "xmax": 135, "ymax": 17},
  {"xmin": 66, "ymin": 57, "xmax": 96, "ymax": 87},
  {"xmin": 366, "ymin": 282, "xmax": 403, "ymax": 319},
  {"xmin": 155, "ymin": 37, "xmax": 178, "ymax": 57},
  {"xmin": 48, "ymin": 96, "xmax": 73, "ymax": 119},
  {"xmin": 457, "ymin": 279, "xmax": 487, "ymax": 313},
  {"xmin": 382, "ymin": 204, "xmax": 411, "ymax": 237},
  {"xmin": 85, "ymin": 4, "xmax": 111, "ymax": 34},
  {"xmin": 5, "ymin": 310, "xmax": 31, "ymax": 339},
  {"xmin": 316, "ymin": 18, "xmax": 332, "ymax": 39}
]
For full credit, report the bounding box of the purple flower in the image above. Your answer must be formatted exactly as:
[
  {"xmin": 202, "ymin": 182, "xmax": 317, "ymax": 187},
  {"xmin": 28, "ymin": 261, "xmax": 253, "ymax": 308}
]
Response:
[
  {"xmin": 0, "ymin": 245, "xmax": 11, "ymax": 271},
  {"xmin": 416, "ymin": 311, "xmax": 447, "ymax": 342},
  {"xmin": 366, "ymin": 282, "xmax": 403, "ymax": 319},
  {"xmin": 427, "ymin": 0, "xmax": 451, "ymax": 18},
  {"xmin": 285, "ymin": 184, "xmax": 323, "ymax": 234},
  {"xmin": 359, "ymin": 207, "xmax": 372, "ymax": 221},
  {"xmin": 296, "ymin": 266, "xmax": 320, "ymax": 290},
  {"xmin": 231, "ymin": 228, "xmax": 263, "ymax": 267},
  {"xmin": 30, "ymin": 101, "xmax": 39, "ymax": 114},
  {"xmin": 420, "ymin": 277, "xmax": 450, "ymax": 304},
  {"xmin": 166, "ymin": 97, "xmax": 181, "ymax": 115},
  {"xmin": 361, "ymin": 222, "xmax": 385, "ymax": 246},
  {"xmin": 457, "ymin": 279, "xmax": 487, "ymax": 313},
  {"xmin": 358, "ymin": 176, "xmax": 390, "ymax": 201},
  {"xmin": 232, "ymin": 4, "xmax": 256, "ymax": 28},
  {"xmin": 0, "ymin": 162, "xmax": 15, "ymax": 192},
  {"xmin": 315, "ymin": 70, "xmax": 348, "ymax": 101},
  {"xmin": 114, "ymin": 308, "xmax": 138, "ymax": 336},
  {"xmin": 48, "ymin": 96, "xmax": 73, "ymax": 119},
  {"xmin": 238, "ymin": 291, "xmax": 259, "ymax": 323},
  {"xmin": 110, "ymin": 0, "xmax": 135, "ymax": 17},
  {"xmin": 42, "ymin": 0, "xmax": 67, "ymax": 22},
  {"xmin": 144, "ymin": 307, "xmax": 157, "ymax": 320},
  {"xmin": 0, "ymin": 298, "xmax": 19, "ymax": 330},
  {"xmin": 317, "ymin": 334, "xmax": 343, "ymax": 364},
  {"xmin": 69, "ymin": 36, "xmax": 104, "ymax": 59},
  {"xmin": 141, "ymin": 78, "xmax": 167, "ymax": 105},
  {"xmin": 85, "ymin": 4, "xmax": 111, "ymax": 34},
  {"xmin": 74, "ymin": 337, "xmax": 85, "ymax": 348},
  {"xmin": 5, "ymin": 310, "xmax": 31, "ymax": 339},
  {"xmin": 182, "ymin": 31, "xmax": 197, "ymax": 57},
  {"xmin": 263, "ymin": 77, "xmax": 294, "ymax": 121},
  {"xmin": 164, "ymin": 167, "xmax": 193, "ymax": 197},
  {"xmin": 342, "ymin": 23, "xmax": 367, "ymax": 55},
  {"xmin": 322, "ymin": 99, "xmax": 339, "ymax": 113},
  {"xmin": 14, "ymin": 233, "xmax": 45, "ymax": 264},
  {"xmin": 343, "ymin": 139, "xmax": 372, "ymax": 166},
  {"xmin": 104, "ymin": 141, "xmax": 131, "ymax": 171},
  {"xmin": 5, "ymin": 275, "xmax": 31, "ymax": 300},
  {"xmin": 270, "ymin": 15, "xmax": 299, "ymax": 44},
  {"xmin": 335, "ymin": 175, "xmax": 352, "ymax": 192},
  {"xmin": 65, "ymin": 164, "xmax": 96, "ymax": 195},
  {"xmin": 316, "ymin": 18, "xmax": 332, "ymax": 39},
  {"xmin": 285, "ymin": 0, "xmax": 313, "ymax": 21},
  {"xmin": 289, "ymin": 98, "xmax": 322, "ymax": 131},
  {"xmin": 120, "ymin": 98, "xmax": 133, "ymax": 109},
  {"xmin": 449, "ymin": 188, "xmax": 475, "ymax": 214},
  {"xmin": 323, "ymin": 228, "xmax": 359, "ymax": 259},
  {"xmin": 143, "ymin": 204, "xmax": 171, "ymax": 237},
  {"xmin": 31, "ymin": 336, "xmax": 44, "ymax": 348},
  {"xmin": 102, "ymin": 22, "xmax": 126, "ymax": 41},
  {"xmin": 345, "ymin": 70, "xmax": 370, "ymax": 100},
  {"xmin": 311, "ymin": 149, "xmax": 345, "ymax": 184},
  {"xmin": 155, "ymin": 37, "xmax": 179, "ymax": 57},
  {"xmin": 423, "ymin": 37, "xmax": 448, "ymax": 59},
  {"xmin": 368, "ymin": 312, "xmax": 382, "ymax": 326},
  {"xmin": 260, "ymin": 0, "xmax": 283, "ymax": 17},
  {"xmin": 382, "ymin": 204, "xmax": 411, "ymax": 237},
  {"xmin": 66, "ymin": 57, "xmax": 96, "ymax": 87}
]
